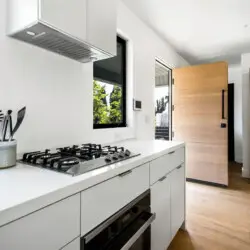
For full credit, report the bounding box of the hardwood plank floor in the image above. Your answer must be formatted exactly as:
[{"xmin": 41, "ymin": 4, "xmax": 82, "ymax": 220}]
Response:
[{"xmin": 168, "ymin": 163, "xmax": 250, "ymax": 250}]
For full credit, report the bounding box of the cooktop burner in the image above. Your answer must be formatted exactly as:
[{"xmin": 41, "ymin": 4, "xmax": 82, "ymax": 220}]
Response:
[{"xmin": 20, "ymin": 144, "xmax": 140, "ymax": 176}]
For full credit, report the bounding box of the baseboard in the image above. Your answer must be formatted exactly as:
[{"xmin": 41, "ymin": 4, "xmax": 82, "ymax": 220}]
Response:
[
  {"xmin": 186, "ymin": 178, "xmax": 228, "ymax": 188},
  {"xmin": 235, "ymin": 158, "xmax": 243, "ymax": 164},
  {"xmin": 242, "ymin": 168, "xmax": 250, "ymax": 178}
]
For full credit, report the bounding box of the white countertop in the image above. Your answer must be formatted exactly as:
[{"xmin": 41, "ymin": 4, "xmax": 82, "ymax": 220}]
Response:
[{"xmin": 0, "ymin": 140, "xmax": 184, "ymax": 227}]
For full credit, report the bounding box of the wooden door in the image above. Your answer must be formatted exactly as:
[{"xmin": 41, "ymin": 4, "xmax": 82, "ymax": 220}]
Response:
[{"xmin": 173, "ymin": 62, "xmax": 228, "ymax": 186}]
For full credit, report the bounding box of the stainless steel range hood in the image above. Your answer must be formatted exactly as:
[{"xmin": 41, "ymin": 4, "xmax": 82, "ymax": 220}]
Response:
[
  {"xmin": 7, "ymin": 0, "xmax": 116, "ymax": 63},
  {"xmin": 10, "ymin": 22, "xmax": 110, "ymax": 63}
]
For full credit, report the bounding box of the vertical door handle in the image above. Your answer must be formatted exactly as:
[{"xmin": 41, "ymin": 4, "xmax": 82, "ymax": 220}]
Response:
[
  {"xmin": 221, "ymin": 89, "xmax": 227, "ymax": 128},
  {"xmin": 221, "ymin": 89, "xmax": 225, "ymax": 119}
]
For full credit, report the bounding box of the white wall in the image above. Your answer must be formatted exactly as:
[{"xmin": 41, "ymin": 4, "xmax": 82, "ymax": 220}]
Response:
[
  {"xmin": 241, "ymin": 54, "xmax": 250, "ymax": 177},
  {"xmin": 0, "ymin": 1, "xmax": 189, "ymax": 153},
  {"xmin": 228, "ymin": 65, "xmax": 243, "ymax": 163}
]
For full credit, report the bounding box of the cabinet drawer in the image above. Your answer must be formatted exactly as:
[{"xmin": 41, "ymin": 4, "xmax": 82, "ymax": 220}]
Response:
[
  {"xmin": 150, "ymin": 147, "xmax": 185, "ymax": 185},
  {"xmin": 81, "ymin": 163, "xmax": 150, "ymax": 236},
  {"xmin": 0, "ymin": 194, "xmax": 81, "ymax": 250}
]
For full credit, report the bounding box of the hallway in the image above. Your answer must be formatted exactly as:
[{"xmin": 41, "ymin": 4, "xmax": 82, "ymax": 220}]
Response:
[{"xmin": 168, "ymin": 163, "xmax": 250, "ymax": 250}]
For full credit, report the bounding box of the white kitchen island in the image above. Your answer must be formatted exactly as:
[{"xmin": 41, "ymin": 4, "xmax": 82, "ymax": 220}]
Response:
[{"xmin": 0, "ymin": 140, "xmax": 185, "ymax": 250}]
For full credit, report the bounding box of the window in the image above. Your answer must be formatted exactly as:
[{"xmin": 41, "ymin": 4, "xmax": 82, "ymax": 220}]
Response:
[{"xmin": 93, "ymin": 37, "xmax": 127, "ymax": 129}]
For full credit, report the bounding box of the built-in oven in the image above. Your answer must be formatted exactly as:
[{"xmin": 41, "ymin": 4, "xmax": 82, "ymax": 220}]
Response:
[{"xmin": 81, "ymin": 190, "xmax": 155, "ymax": 250}]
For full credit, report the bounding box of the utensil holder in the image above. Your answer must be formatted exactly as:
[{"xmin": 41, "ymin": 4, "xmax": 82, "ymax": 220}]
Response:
[{"xmin": 0, "ymin": 140, "xmax": 17, "ymax": 169}]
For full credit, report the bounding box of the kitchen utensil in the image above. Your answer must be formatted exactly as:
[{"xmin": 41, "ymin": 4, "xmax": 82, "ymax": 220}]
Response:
[
  {"xmin": 0, "ymin": 110, "xmax": 3, "ymax": 121},
  {"xmin": 0, "ymin": 111, "xmax": 3, "ymax": 141},
  {"xmin": 9, "ymin": 107, "xmax": 26, "ymax": 141},
  {"xmin": 2, "ymin": 110, "xmax": 12, "ymax": 141},
  {"xmin": 0, "ymin": 140, "xmax": 17, "ymax": 169},
  {"xmin": 1, "ymin": 114, "xmax": 8, "ymax": 141},
  {"xmin": 0, "ymin": 112, "xmax": 3, "ymax": 126},
  {"xmin": 0, "ymin": 110, "xmax": 4, "ymax": 141},
  {"xmin": 8, "ymin": 110, "xmax": 13, "ymax": 139}
]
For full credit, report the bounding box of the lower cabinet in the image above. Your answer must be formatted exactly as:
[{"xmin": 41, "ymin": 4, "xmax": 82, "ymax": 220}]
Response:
[
  {"xmin": 150, "ymin": 154, "xmax": 186, "ymax": 250},
  {"xmin": 62, "ymin": 238, "xmax": 80, "ymax": 250},
  {"xmin": 0, "ymin": 194, "xmax": 81, "ymax": 250},
  {"xmin": 170, "ymin": 164, "xmax": 185, "ymax": 239},
  {"xmin": 151, "ymin": 175, "xmax": 171, "ymax": 250}
]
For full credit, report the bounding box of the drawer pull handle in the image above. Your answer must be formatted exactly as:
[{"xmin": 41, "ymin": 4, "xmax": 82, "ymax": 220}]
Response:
[
  {"xmin": 177, "ymin": 165, "xmax": 182, "ymax": 169},
  {"xmin": 169, "ymin": 151, "xmax": 175, "ymax": 155},
  {"xmin": 159, "ymin": 176, "xmax": 167, "ymax": 182},
  {"xmin": 120, "ymin": 213, "xmax": 156, "ymax": 250},
  {"xmin": 119, "ymin": 170, "xmax": 132, "ymax": 177}
]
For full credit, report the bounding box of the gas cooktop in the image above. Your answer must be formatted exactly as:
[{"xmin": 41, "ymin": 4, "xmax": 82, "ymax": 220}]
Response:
[{"xmin": 20, "ymin": 144, "xmax": 140, "ymax": 176}]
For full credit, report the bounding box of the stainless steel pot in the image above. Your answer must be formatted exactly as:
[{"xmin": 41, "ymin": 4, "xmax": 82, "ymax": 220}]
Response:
[{"xmin": 0, "ymin": 140, "xmax": 17, "ymax": 169}]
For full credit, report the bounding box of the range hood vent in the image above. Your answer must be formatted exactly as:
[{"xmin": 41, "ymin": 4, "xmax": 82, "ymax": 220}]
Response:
[
  {"xmin": 7, "ymin": 0, "xmax": 117, "ymax": 63},
  {"xmin": 11, "ymin": 22, "xmax": 111, "ymax": 63}
]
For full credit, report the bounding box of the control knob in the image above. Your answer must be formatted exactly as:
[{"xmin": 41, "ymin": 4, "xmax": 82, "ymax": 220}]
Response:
[
  {"xmin": 105, "ymin": 154, "xmax": 112, "ymax": 162},
  {"xmin": 112, "ymin": 153, "xmax": 119, "ymax": 161},
  {"xmin": 119, "ymin": 151, "xmax": 125, "ymax": 158},
  {"xmin": 125, "ymin": 149, "xmax": 131, "ymax": 157}
]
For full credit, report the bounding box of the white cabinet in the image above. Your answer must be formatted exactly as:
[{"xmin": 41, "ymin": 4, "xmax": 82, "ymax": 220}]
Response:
[
  {"xmin": 40, "ymin": 0, "xmax": 117, "ymax": 56},
  {"xmin": 150, "ymin": 147, "xmax": 186, "ymax": 249},
  {"xmin": 0, "ymin": 194, "xmax": 81, "ymax": 250},
  {"xmin": 62, "ymin": 238, "xmax": 80, "ymax": 250},
  {"xmin": 151, "ymin": 175, "xmax": 171, "ymax": 250},
  {"xmin": 86, "ymin": 0, "xmax": 117, "ymax": 55},
  {"xmin": 150, "ymin": 147, "xmax": 185, "ymax": 185},
  {"xmin": 8, "ymin": 0, "xmax": 117, "ymax": 58},
  {"xmin": 170, "ymin": 164, "xmax": 185, "ymax": 239},
  {"xmin": 40, "ymin": 0, "xmax": 87, "ymax": 41},
  {"xmin": 81, "ymin": 163, "xmax": 150, "ymax": 236}
]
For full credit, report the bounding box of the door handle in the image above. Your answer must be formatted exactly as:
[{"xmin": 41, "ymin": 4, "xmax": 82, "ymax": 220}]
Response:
[
  {"xmin": 221, "ymin": 89, "xmax": 225, "ymax": 119},
  {"xmin": 221, "ymin": 89, "xmax": 227, "ymax": 128}
]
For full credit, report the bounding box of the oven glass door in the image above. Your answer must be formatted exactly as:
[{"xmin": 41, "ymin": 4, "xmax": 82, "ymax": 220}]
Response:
[
  {"xmin": 107, "ymin": 211, "xmax": 155, "ymax": 250},
  {"xmin": 83, "ymin": 211, "xmax": 155, "ymax": 250},
  {"xmin": 82, "ymin": 191, "xmax": 155, "ymax": 250}
]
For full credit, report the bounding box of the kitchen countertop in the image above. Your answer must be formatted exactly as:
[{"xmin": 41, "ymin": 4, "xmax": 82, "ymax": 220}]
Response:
[{"xmin": 0, "ymin": 140, "xmax": 184, "ymax": 227}]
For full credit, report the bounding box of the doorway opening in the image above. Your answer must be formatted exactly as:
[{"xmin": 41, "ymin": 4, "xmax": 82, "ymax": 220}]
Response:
[
  {"xmin": 228, "ymin": 83, "xmax": 235, "ymax": 162},
  {"xmin": 155, "ymin": 60, "xmax": 172, "ymax": 141}
]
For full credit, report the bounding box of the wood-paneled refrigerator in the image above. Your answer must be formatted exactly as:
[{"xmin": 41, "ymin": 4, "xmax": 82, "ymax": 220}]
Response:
[{"xmin": 173, "ymin": 62, "xmax": 228, "ymax": 186}]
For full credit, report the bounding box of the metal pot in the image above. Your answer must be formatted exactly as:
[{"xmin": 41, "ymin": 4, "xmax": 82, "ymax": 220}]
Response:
[{"xmin": 0, "ymin": 140, "xmax": 17, "ymax": 169}]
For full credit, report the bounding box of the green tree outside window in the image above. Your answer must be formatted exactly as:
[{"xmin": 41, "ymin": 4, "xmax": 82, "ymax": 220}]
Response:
[{"xmin": 93, "ymin": 81, "xmax": 122, "ymax": 125}]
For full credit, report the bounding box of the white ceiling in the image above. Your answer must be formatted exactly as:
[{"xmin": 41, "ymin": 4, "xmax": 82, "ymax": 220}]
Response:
[{"xmin": 122, "ymin": 0, "xmax": 250, "ymax": 65}]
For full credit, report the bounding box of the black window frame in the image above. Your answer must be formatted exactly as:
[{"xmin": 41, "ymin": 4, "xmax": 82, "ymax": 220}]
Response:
[{"xmin": 93, "ymin": 36, "xmax": 127, "ymax": 129}]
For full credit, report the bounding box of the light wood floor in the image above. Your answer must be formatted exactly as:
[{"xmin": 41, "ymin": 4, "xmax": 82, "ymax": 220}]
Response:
[{"xmin": 168, "ymin": 163, "xmax": 250, "ymax": 250}]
